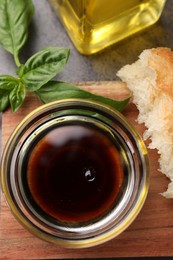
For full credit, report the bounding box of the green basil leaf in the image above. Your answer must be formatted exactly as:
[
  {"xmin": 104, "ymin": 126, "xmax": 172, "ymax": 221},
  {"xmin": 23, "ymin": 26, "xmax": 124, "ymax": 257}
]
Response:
[
  {"xmin": 35, "ymin": 81, "xmax": 130, "ymax": 111},
  {"xmin": 0, "ymin": 75, "xmax": 19, "ymax": 90},
  {"xmin": 0, "ymin": 75, "xmax": 20, "ymax": 111},
  {"xmin": 0, "ymin": 92, "xmax": 9, "ymax": 112},
  {"xmin": 0, "ymin": 0, "xmax": 34, "ymax": 65},
  {"xmin": 18, "ymin": 47, "xmax": 70, "ymax": 91},
  {"xmin": 9, "ymin": 82, "xmax": 25, "ymax": 112}
]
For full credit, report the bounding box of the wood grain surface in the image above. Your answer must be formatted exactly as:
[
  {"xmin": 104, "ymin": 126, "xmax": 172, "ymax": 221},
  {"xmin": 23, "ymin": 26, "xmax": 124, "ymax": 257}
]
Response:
[{"xmin": 1, "ymin": 82, "xmax": 173, "ymax": 260}]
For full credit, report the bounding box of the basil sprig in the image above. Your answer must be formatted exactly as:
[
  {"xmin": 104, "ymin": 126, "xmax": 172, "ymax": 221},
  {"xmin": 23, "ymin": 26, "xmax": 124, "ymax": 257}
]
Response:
[
  {"xmin": 0, "ymin": 0, "xmax": 130, "ymax": 113},
  {"xmin": 0, "ymin": 46, "xmax": 70, "ymax": 112}
]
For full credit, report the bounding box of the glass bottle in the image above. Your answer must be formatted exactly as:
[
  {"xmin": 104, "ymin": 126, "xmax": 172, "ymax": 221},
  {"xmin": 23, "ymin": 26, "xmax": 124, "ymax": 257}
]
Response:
[{"xmin": 49, "ymin": 0, "xmax": 166, "ymax": 54}]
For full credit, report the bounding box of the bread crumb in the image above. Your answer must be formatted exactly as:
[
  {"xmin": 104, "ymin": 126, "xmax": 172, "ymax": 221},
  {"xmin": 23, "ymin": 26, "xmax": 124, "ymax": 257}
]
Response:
[{"xmin": 117, "ymin": 47, "xmax": 173, "ymax": 198}]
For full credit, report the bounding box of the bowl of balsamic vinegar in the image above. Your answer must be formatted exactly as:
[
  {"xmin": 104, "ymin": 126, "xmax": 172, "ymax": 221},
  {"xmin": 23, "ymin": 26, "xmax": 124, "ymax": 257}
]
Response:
[{"xmin": 1, "ymin": 99, "xmax": 149, "ymax": 248}]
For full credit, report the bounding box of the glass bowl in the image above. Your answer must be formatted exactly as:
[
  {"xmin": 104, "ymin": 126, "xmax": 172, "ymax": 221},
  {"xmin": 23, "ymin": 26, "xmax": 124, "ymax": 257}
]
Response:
[{"xmin": 0, "ymin": 98, "xmax": 149, "ymax": 248}]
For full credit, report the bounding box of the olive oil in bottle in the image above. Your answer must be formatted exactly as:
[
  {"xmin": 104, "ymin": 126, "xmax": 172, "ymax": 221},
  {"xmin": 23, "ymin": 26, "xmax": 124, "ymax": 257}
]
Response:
[{"xmin": 49, "ymin": 0, "xmax": 166, "ymax": 54}]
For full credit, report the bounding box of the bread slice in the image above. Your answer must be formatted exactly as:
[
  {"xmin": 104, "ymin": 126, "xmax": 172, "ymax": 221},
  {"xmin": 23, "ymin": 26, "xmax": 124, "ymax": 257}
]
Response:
[{"xmin": 117, "ymin": 47, "xmax": 173, "ymax": 198}]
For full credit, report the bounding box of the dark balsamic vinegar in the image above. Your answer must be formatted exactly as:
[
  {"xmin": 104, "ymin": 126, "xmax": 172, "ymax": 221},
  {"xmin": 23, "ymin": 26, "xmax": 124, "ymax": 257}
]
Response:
[{"xmin": 25, "ymin": 125, "xmax": 124, "ymax": 223}]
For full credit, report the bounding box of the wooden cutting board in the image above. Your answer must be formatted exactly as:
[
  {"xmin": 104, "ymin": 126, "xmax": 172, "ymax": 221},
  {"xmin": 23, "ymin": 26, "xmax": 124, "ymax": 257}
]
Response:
[{"xmin": 1, "ymin": 81, "xmax": 173, "ymax": 260}]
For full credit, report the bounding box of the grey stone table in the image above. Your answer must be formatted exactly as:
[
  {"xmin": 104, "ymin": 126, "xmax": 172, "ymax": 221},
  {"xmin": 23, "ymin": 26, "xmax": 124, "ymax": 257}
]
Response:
[{"xmin": 0, "ymin": 1, "xmax": 173, "ymax": 259}]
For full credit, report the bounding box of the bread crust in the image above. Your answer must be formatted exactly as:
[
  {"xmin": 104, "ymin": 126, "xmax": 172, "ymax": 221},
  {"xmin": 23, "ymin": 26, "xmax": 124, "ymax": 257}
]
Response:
[
  {"xmin": 149, "ymin": 48, "xmax": 173, "ymax": 98},
  {"xmin": 117, "ymin": 47, "xmax": 173, "ymax": 198}
]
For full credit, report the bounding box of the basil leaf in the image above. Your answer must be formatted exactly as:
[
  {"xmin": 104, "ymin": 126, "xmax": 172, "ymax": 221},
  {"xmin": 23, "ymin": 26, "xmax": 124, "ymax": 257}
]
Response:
[
  {"xmin": 0, "ymin": 92, "xmax": 9, "ymax": 111},
  {"xmin": 9, "ymin": 82, "xmax": 25, "ymax": 112},
  {"xmin": 0, "ymin": 0, "xmax": 34, "ymax": 66},
  {"xmin": 0, "ymin": 75, "xmax": 19, "ymax": 90},
  {"xmin": 0, "ymin": 75, "xmax": 21, "ymax": 111},
  {"xmin": 18, "ymin": 47, "xmax": 70, "ymax": 91},
  {"xmin": 35, "ymin": 81, "xmax": 130, "ymax": 111}
]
